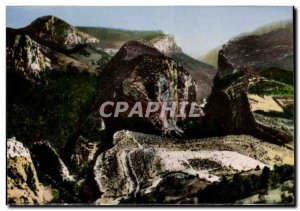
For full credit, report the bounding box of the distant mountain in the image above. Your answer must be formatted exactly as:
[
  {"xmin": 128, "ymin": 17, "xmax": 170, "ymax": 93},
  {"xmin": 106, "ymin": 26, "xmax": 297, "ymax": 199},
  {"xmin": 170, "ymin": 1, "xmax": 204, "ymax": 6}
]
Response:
[
  {"xmin": 199, "ymin": 46, "xmax": 222, "ymax": 68},
  {"xmin": 200, "ymin": 20, "xmax": 293, "ymax": 67}
]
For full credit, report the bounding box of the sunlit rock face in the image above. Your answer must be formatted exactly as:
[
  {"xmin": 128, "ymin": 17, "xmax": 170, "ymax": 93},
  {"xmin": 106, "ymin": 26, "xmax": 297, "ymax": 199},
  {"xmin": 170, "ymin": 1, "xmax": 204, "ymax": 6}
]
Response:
[
  {"xmin": 31, "ymin": 141, "xmax": 74, "ymax": 182},
  {"xmin": 152, "ymin": 34, "xmax": 182, "ymax": 55},
  {"xmin": 93, "ymin": 41, "xmax": 198, "ymax": 136},
  {"xmin": 93, "ymin": 130, "xmax": 292, "ymax": 205},
  {"xmin": 7, "ymin": 137, "xmax": 45, "ymax": 205}
]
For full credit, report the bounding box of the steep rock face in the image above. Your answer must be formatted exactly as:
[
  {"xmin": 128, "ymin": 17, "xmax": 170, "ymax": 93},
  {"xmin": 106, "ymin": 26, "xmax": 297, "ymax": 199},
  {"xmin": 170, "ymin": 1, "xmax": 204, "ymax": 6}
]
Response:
[
  {"xmin": 7, "ymin": 137, "xmax": 46, "ymax": 205},
  {"xmin": 70, "ymin": 136, "xmax": 98, "ymax": 167},
  {"xmin": 31, "ymin": 141, "xmax": 74, "ymax": 182},
  {"xmin": 80, "ymin": 110, "xmax": 106, "ymax": 142},
  {"xmin": 93, "ymin": 130, "xmax": 293, "ymax": 204},
  {"xmin": 203, "ymin": 28, "xmax": 294, "ymax": 143},
  {"xmin": 204, "ymin": 74, "xmax": 257, "ymax": 135},
  {"xmin": 23, "ymin": 15, "xmax": 99, "ymax": 49},
  {"xmin": 169, "ymin": 52, "xmax": 217, "ymax": 102},
  {"xmin": 6, "ymin": 31, "xmax": 55, "ymax": 80},
  {"xmin": 94, "ymin": 41, "xmax": 198, "ymax": 135},
  {"xmin": 139, "ymin": 34, "xmax": 181, "ymax": 56}
]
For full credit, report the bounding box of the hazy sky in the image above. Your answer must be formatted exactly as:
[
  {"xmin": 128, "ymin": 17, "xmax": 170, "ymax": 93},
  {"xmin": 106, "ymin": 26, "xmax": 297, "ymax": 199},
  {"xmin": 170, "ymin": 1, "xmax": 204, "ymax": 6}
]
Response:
[{"xmin": 7, "ymin": 6, "xmax": 293, "ymax": 57}]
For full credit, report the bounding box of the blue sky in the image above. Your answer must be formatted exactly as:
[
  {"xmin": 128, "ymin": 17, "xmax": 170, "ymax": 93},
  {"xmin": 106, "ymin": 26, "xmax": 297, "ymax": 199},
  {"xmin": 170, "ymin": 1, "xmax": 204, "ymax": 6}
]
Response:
[{"xmin": 7, "ymin": 6, "xmax": 293, "ymax": 57}]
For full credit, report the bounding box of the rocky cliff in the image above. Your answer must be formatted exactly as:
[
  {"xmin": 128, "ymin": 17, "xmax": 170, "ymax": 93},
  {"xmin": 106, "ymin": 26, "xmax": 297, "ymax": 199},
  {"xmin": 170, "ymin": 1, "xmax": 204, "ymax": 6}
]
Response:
[
  {"xmin": 31, "ymin": 141, "xmax": 74, "ymax": 182},
  {"xmin": 203, "ymin": 27, "xmax": 294, "ymax": 144},
  {"xmin": 152, "ymin": 34, "xmax": 182, "ymax": 55},
  {"xmin": 6, "ymin": 30, "xmax": 92, "ymax": 81},
  {"xmin": 93, "ymin": 130, "xmax": 293, "ymax": 204}
]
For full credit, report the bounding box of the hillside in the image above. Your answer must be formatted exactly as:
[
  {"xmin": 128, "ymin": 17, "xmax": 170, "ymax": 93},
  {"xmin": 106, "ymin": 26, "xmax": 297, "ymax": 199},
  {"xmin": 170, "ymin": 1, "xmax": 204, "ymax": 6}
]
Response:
[
  {"xmin": 78, "ymin": 26, "xmax": 164, "ymax": 49},
  {"xmin": 200, "ymin": 20, "xmax": 293, "ymax": 67}
]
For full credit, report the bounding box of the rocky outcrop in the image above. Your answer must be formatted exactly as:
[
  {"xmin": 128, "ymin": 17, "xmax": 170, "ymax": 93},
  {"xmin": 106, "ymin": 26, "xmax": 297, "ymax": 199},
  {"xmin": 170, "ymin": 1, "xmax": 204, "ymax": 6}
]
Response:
[
  {"xmin": 203, "ymin": 28, "xmax": 294, "ymax": 143},
  {"xmin": 71, "ymin": 136, "xmax": 98, "ymax": 167},
  {"xmin": 94, "ymin": 41, "xmax": 198, "ymax": 135},
  {"xmin": 6, "ymin": 30, "xmax": 91, "ymax": 81},
  {"xmin": 93, "ymin": 130, "xmax": 293, "ymax": 204},
  {"xmin": 218, "ymin": 28, "xmax": 293, "ymax": 77},
  {"xmin": 7, "ymin": 137, "xmax": 47, "ymax": 205},
  {"xmin": 23, "ymin": 15, "xmax": 99, "ymax": 49},
  {"xmin": 170, "ymin": 52, "xmax": 217, "ymax": 102},
  {"xmin": 138, "ymin": 34, "xmax": 216, "ymax": 102},
  {"xmin": 31, "ymin": 141, "xmax": 74, "ymax": 182}
]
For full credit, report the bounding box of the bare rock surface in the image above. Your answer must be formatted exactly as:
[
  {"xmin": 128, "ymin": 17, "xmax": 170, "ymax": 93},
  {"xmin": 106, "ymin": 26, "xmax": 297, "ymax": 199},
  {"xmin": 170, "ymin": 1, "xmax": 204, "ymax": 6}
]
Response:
[
  {"xmin": 203, "ymin": 28, "xmax": 294, "ymax": 144},
  {"xmin": 71, "ymin": 136, "xmax": 98, "ymax": 167},
  {"xmin": 31, "ymin": 141, "xmax": 74, "ymax": 182},
  {"xmin": 7, "ymin": 137, "xmax": 49, "ymax": 205},
  {"xmin": 93, "ymin": 130, "xmax": 293, "ymax": 204}
]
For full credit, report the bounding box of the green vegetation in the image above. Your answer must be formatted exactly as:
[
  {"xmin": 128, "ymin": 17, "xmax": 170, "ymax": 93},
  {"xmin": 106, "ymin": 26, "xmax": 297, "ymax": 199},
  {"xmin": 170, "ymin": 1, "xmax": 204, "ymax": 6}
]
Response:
[
  {"xmin": 197, "ymin": 165, "xmax": 294, "ymax": 204},
  {"xmin": 7, "ymin": 67, "xmax": 98, "ymax": 152},
  {"xmin": 214, "ymin": 71, "xmax": 245, "ymax": 89},
  {"xmin": 78, "ymin": 26, "xmax": 164, "ymax": 48},
  {"xmin": 248, "ymin": 81, "xmax": 294, "ymax": 97},
  {"xmin": 261, "ymin": 68, "xmax": 294, "ymax": 85},
  {"xmin": 255, "ymin": 104, "xmax": 294, "ymax": 120}
]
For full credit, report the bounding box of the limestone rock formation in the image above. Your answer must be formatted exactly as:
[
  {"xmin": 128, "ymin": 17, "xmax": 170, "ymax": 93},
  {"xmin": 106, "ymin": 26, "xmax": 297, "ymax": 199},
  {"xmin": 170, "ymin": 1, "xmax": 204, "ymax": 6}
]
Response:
[
  {"xmin": 93, "ymin": 130, "xmax": 293, "ymax": 204},
  {"xmin": 79, "ymin": 110, "xmax": 106, "ymax": 142},
  {"xmin": 140, "ymin": 35, "xmax": 217, "ymax": 102},
  {"xmin": 23, "ymin": 15, "xmax": 99, "ymax": 49},
  {"xmin": 203, "ymin": 28, "xmax": 294, "ymax": 144},
  {"xmin": 94, "ymin": 41, "xmax": 198, "ymax": 135},
  {"xmin": 7, "ymin": 137, "xmax": 46, "ymax": 205},
  {"xmin": 31, "ymin": 141, "xmax": 74, "ymax": 182}
]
